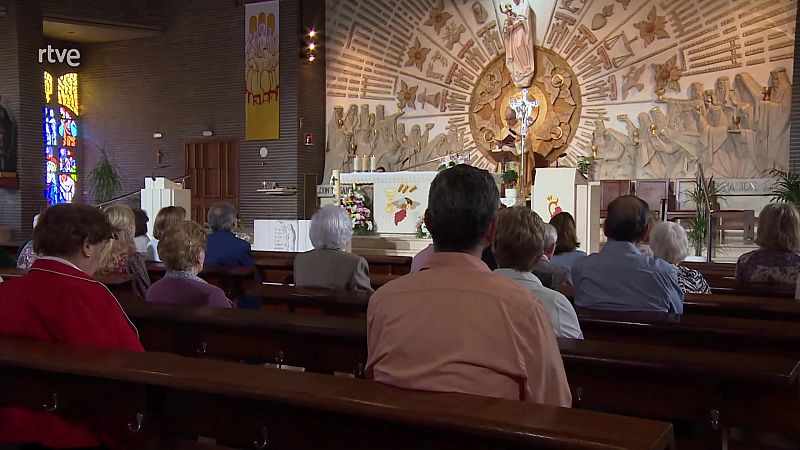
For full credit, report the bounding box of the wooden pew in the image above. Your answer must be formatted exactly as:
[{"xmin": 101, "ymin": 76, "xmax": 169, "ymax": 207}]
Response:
[
  {"xmin": 683, "ymin": 292, "xmax": 800, "ymax": 322},
  {"xmin": 0, "ymin": 240, "xmax": 24, "ymax": 257},
  {"xmin": 559, "ymin": 284, "xmax": 800, "ymax": 321},
  {"xmin": 575, "ymin": 308, "xmax": 800, "ymax": 359},
  {"xmin": 680, "ymin": 261, "xmax": 795, "ymax": 298},
  {"xmin": 0, "ymin": 267, "xmax": 25, "ymax": 279},
  {"xmin": 0, "ymin": 337, "xmax": 675, "ymax": 450},
  {"xmin": 0, "ymin": 268, "xmax": 135, "ymax": 301},
  {"xmin": 246, "ymin": 283, "xmax": 371, "ymax": 315},
  {"xmin": 146, "ymin": 262, "xmax": 256, "ymax": 299},
  {"xmin": 252, "ymin": 251, "xmax": 411, "ymax": 284},
  {"xmin": 120, "ymin": 300, "xmax": 800, "ymax": 444}
]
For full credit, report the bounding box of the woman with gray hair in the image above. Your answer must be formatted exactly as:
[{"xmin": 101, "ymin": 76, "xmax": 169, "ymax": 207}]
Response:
[
  {"xmin": 293, "ymin": 205, "xmax": 374, "ymax": 292},
  {"xmin": 650, "ymin": 221, "xmax": 711, "ymax": 294}
]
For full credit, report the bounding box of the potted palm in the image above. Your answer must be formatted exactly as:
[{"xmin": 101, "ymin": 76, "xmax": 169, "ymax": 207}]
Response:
[
  {"xmin": 769, "ymin": 169, "xmax": 800, "ymax": 208},
  {"xmin": 88, "ymin": 143, "xmax": 121, "ymax": 204},
  {"xmin": 684, "ymin": 178, "xmax": 725, "ymax": 258}
]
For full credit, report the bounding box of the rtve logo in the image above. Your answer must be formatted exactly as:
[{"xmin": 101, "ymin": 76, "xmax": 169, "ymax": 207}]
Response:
[{"xmin": 38, "ymin": 45, "xmax": 81, "ymax": 67}]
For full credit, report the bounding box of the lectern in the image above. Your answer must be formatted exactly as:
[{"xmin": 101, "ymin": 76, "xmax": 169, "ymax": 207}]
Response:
[
  {"xmin": 532, "ymin": 168, "xmax": 601, "ymax": 253},
  {"xmin": 140, "ymin": 177, "xmax": 191, "ymax": 238}
]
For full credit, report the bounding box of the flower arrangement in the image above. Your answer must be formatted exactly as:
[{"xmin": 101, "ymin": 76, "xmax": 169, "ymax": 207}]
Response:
[
  {"xmin": 437, "ymin": 153, "xmax": 471, "ymax": 171},
  {"xmin": 415, "ymin": 215, "xmax": 429, "ymax": 239},
  {"xmin": 341, "ymin": 186, "xmax": 375, "ymax": 235}
]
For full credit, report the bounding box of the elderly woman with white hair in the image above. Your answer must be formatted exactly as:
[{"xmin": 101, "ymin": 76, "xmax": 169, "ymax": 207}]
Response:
[
  {"xmin": 530, "ymin": 222, "xmax": 572, "ymax": 289},
  {"xmin": 293, "ymin": 205, "xmax": 374, "ymax": 292},
  {"xmin": 650, "ymin": 221, "xmax": 711, "ymax": 294}
]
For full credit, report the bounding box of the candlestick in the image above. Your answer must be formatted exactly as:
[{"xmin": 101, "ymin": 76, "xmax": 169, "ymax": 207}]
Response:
[
  {"xmin": 353, "ymin": 155, "xmax": 361, "ymax": 172},
  {"xmin": 369, "ymin": 154, "xmax": 376, "ymax": 172},
  {"xmin": 362, "ymin": 155, "xmax": 368, "ymax": 172}
]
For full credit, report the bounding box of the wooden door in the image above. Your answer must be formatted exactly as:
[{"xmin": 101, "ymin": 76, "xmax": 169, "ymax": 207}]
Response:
[{"xmin": 185, "ymin": 140, "xmax": 239, "ymax": 225}]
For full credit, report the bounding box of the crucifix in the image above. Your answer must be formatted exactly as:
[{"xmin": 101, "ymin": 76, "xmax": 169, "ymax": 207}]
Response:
[{"xmin": 509, "ymin": 88, "xmax": 539, "ymax": 199}]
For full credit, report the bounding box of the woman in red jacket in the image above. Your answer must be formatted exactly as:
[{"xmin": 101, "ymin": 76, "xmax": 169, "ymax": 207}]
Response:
[{"xmin": 0, "ymin": 203, "xmax": 144, "ymax": 449}]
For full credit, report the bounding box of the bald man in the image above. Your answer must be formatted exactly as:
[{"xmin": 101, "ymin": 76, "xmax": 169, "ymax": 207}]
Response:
[{"xmin": 573, "ymin": 195, "xmax": 683, "ymax": 313}]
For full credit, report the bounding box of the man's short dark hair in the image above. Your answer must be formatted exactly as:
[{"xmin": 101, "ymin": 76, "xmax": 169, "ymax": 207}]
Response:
[
  {"xmin": 604, "ymin": 195, "xmax": 650, "ymax": 242},
  {"xmin": 426, "ymin": 165, "xmax": 499, "ymax": 252}
]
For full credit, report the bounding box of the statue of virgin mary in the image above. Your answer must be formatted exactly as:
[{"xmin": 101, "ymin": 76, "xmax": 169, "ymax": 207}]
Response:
[{"xmin": 501, "ymin": 0, "xmax": 536, "ymax": 88}]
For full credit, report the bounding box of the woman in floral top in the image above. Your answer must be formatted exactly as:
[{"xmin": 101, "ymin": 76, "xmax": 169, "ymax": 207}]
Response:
[
  {"xmin": 100, "ymin": 205, "xmax": 151, "ymax": 300},
  {"xmin": 736, "ymin": 203, "xmax": 800, "ymax": 285},
  {"xmin": 650, "ymin": 221, "xmax": 711, "ymax": 295}
]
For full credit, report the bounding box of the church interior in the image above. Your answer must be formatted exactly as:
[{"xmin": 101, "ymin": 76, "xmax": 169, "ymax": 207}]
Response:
[{"xmin": 1, "ymin": 0, "xmax": 800, "ymax": 449}]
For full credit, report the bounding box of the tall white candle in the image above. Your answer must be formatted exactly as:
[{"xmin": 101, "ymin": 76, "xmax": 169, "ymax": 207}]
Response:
[
  {"xmin": 370, "ymin": 154, "xmax": 376, "ymax": 172},
  {"xmin": 353, "ymin": 155, "xmax": 361, "ymax": 172}
]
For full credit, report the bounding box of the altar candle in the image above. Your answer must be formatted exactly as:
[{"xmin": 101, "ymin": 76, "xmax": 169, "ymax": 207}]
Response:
[
  {"xmin": 362, "ymin": 155, "xmax": 369, "ymax": 172},
  {"xmin": 369, "ymin": 154, "xmax": 376, "ymax": 172},
  {"xmin": 353, "ymin": 155, "xmax": 361, "ymax": 172}
]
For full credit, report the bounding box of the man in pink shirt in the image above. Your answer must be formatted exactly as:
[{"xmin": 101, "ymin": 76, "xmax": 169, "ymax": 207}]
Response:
[{"xmin": 366, "ymin": 165, "xmax": 572, "ymax": 407}]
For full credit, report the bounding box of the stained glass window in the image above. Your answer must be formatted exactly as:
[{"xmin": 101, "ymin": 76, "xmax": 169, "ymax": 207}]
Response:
[
  {"xmin": 57, "ymin": 73, "xmax": 78, "ymax": 115},
  {"xmin": 43, "ymin": 71, "xmax": 79, "ymax": 205},
  {"xmin": 44, "ymin": 72, "xmax": 53, "ymax": 104}
]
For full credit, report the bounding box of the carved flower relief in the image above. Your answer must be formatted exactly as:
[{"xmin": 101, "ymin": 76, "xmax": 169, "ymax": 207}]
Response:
[
  {"xmin": 425, "ymin": 2, "xmax": 453, "ymax": 35},
  {"xmin": 652, "ymin": 55, "xmax": 682, "ymax": 93},
  {"xmin": 442, "ymin": 22, "xmax": 465, "ymax": 50},
  {"xmin": 396, "ymin": 81, "xmax": 418, "ymax": 110},
  {"xmin": 473, "ymin": 66, "xmax": 506, "ymax": 112},
  {"xmin": 634, "ymin": 6, "xmax": 670, "ymax": 47},
  {"xmin": 405, "ymin": 38, "xmax": 431, "ymax": 71}
]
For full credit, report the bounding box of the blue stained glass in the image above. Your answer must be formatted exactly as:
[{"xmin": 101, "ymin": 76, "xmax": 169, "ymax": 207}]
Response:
[
  {"xmin": 43, "ymin": 107, "xmax": 57, "ymax": 146},
  {"xmin": 44, "ymin": 149, "xmax": 60, "ymax": 206}
]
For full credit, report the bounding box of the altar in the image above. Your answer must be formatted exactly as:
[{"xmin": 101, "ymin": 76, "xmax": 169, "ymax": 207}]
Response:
[{"xmin": 339, "ymin": 171, "xmax": 438, "ymax": 234}]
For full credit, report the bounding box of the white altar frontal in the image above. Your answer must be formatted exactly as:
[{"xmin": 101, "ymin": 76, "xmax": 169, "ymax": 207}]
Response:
[{"xmin": 340, "ymin": 171, "xmax": 437, "ymax": 235}]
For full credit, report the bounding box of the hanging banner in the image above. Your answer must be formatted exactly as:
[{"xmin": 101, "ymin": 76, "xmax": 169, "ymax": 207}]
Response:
[{"xmin": 245, "ymin": 1, "xmax": 279, "ymax": 140}]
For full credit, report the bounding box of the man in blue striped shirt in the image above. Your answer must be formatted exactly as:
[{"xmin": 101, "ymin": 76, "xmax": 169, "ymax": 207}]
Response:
[{"xmin": 573, "ymin": 195, "xmax": 683, "ymax": 314}]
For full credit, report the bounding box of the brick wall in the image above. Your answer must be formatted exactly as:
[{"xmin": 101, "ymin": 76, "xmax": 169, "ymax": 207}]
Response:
[
  {"xmin": 0, "ymin": 0, "xmax": 43, "ymax": 238},
  {"xmin": 79, "ymin": 0, "xmax": 322, "ymax": 227}
]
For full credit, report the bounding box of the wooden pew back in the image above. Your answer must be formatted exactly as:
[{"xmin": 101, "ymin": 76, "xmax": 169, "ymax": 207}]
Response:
[
  {"xmin": 120, "ymin": 300, "xmax": 800, "ymax": 441},
  {"xmin": 0, "ymin": 337, "xmax": 674, "ymax": 450}
]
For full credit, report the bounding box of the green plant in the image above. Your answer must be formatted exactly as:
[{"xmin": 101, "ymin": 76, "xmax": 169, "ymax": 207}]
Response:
[
  {"xmin": 577, "ymin": 156, "xmax": 594, "ymax": 175},
  {"xmin": 501, "ymin": 169, "xmax": 518, "ymax": 187},
  {"xmin": 88, "ymin": 144, "xmax": 121, "ymax": 204},
  {"xmin": 686, "ymin": 215, "xmax": 708, "ymax": 257},
  {"xmin": 684, "ymin": 178, "xmax": 727, "ymax": 257},
  {"xmin": 684, "ymin": 178, "xmax": 726, "ymax": 211},
  {"xmin": 768, "ymin": 169, "xmax": 800, "ymax": 207}
]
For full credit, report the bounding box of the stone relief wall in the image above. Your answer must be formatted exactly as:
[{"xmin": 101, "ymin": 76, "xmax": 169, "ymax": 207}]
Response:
[{"xmin": 325, "ymin": 0, "xmax": 795, "ymax": 180}]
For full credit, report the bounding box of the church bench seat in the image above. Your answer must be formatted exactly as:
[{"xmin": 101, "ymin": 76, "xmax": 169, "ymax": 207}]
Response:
[
  {"xmin": 0, "ymin": 267, "xmax": 25, "ymax": 278},
  {"xmin": 118, "ymin": 300, "xmax": 800, "ymax": 444},
  {"xmin": 146, "ymin": 262, "xmax": 256, "ymax": 299},
  {"xmin": 559, "ymin": 285, "xmax": 800, "ymax": 319},
  {"xmin": 0, "ymin": 336, "xmax": 674, "ymax": 450},
  {"xmin": 251, "ymin": 250, "xmax": 411, "ymax": 281},
  {"xmin": 575, "ymin": 308, "xmax": 800, "ymax": 359},
  {"xmin": 683, "ymin": 293, "xmax": 800, "ymax": 322},
  {"xmin": 246, "ymin": 283, "xmax": 371, "ymax": 315}
]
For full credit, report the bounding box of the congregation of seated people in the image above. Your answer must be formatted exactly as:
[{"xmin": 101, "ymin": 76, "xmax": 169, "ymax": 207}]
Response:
[{"xmin": 4, "ymin": 166, "xmax": 800, "ymax": 449}]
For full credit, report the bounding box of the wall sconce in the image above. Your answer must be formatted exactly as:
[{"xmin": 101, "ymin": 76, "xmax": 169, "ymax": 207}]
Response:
[
  {"xmin": 306, "ymin": 28, "xmax": 319, "ymax": 62},
  {"xmin": 202, "ymin": 130, "xmax": 214, "ymax": 137},
  {"xmin": 153, "ymin": 132, "xmax": 163, "ymax": 139}
]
